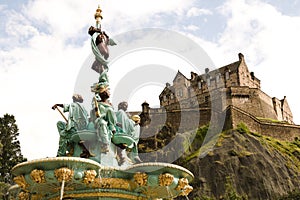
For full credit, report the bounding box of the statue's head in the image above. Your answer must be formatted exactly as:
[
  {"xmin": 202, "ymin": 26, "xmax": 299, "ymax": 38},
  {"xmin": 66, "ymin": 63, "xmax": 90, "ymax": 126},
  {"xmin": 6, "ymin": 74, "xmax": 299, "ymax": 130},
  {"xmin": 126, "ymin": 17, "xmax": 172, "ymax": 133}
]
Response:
[
  {"xmin": 118, "ymin": 101, "xmax": 128, "ymax": 111},
  {"xmin": 98, "ymin": 87, "xmax": 110, "ymax": 101},
  {"xmin": 72, "ymin": 94, "xmax": 84, "ymax": 103}
]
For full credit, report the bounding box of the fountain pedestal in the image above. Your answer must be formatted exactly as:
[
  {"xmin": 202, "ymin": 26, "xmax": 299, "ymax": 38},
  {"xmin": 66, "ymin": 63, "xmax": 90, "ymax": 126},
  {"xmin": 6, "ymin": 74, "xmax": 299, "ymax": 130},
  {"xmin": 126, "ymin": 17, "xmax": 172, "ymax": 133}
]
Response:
[{"xmin": 9, "ymin": 157, "xmax": 193, "ymax": 200}]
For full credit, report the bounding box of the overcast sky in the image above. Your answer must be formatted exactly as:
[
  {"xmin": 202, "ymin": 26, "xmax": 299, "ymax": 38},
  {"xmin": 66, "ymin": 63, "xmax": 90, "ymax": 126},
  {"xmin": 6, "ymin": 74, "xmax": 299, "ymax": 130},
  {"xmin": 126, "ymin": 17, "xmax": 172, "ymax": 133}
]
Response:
[{"xmin": 1, "ymin": 0, "xmax": 300, "ymax": 160}]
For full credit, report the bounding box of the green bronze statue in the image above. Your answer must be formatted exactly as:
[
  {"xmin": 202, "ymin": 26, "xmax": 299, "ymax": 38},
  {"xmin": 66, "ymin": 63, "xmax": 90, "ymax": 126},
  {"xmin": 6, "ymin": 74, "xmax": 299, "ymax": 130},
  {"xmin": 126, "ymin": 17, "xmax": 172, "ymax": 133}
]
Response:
[
  {"xmin": 92, "ymin": 88, "xmax": 117, "ymax": 153},
  {"xmin": 51, "ymin": 8, "xmax": 142, "ymax": 165},
  {"xmin": 128, "ymin": 115, "xmax": 142, "ymax": 163},
  {"xmin": 115, "ymin": 102, "xmax": 142, "ymax": 163},
  {"xmin": 52, "ymin": 94, "xmax": 89, "ymax": 156}
]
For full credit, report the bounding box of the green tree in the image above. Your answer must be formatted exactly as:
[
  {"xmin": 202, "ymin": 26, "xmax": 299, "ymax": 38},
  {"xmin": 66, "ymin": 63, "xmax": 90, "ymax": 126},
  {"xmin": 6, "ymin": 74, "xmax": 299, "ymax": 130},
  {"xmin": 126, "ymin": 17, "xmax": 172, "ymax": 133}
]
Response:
[{"xmin": 0, "ymin": 114, "xmax": 26, "ymax": 184}]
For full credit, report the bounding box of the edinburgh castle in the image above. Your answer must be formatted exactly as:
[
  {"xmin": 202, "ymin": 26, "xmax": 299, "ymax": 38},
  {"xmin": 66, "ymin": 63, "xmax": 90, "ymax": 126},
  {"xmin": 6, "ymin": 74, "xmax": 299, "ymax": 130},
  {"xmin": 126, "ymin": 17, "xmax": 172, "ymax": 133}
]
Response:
[{"xmin": 139, "ymin": 53, "xmax": 300, "ymax": 142}]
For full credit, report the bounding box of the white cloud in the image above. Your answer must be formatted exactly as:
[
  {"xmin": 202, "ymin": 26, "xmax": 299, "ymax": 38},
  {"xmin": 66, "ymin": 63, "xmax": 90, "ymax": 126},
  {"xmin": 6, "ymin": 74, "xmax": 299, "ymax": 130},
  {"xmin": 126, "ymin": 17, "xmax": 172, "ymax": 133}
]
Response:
[
  {"xmin": 5, "ymin": 10, "xmax": 37, "ymax": 37},
  {"xmin": 184, "ymin": 24, "xmax": 200, "ymax": 31},
  {"xmin": 0, "ymin": 4, "xmax": 6, "ymax": 11},
  {"xmin": 103, "ymin": 0, "xmax": 195, "ymax": 17},
  {"xmin": 209, "ymin": 0, "xmax": 300, "ymax": 123},
  {"xmin": 187, "ymin": 7, "xmax": 213, "ymax": 17}
]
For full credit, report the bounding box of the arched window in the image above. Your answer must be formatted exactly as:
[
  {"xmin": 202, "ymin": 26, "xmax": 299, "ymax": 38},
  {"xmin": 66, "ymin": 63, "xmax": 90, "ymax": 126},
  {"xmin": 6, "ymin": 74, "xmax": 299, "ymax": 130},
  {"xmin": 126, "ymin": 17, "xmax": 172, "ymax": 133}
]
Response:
[
  {"xmin": 216, "ymin": 73, "xmax": 221, "ymax": 83},
  {"xmin": 177, "ymin": 89, "xmax": 183, "ymax": 97},
  {"xmin": 198, "ymin": 81, "xmax": 202, "ymax": 89},
  {"xmin": 207, "ymin": 77, "xmax": 211, "ymax": 86},
  {"xmin": 225, "ymin": 71, "xmax": 230, "ymax": 80},
  {"xmin": 163, "ymin": 95, "xmax": 167, "ymax": 101}
]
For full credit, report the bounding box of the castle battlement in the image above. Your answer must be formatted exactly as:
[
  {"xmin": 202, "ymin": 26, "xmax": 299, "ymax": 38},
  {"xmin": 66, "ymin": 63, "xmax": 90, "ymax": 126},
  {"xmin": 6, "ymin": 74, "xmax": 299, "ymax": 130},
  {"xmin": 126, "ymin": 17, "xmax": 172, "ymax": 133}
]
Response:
[
  {"xmin": 136, "ymin": 54, "xmax": 298, "ymax": 144},
  {"xmin": 157, "ymin": 53, "xmax": 293, "ymax": 124}
]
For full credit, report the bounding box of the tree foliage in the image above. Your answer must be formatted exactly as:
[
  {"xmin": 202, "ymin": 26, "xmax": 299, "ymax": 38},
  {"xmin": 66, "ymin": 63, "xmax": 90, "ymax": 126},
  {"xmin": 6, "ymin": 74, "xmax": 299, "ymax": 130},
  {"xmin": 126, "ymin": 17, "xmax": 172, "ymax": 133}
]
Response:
[{"xmin": 0, "ymin": 114, "xmax": 26, "ymax": 184}]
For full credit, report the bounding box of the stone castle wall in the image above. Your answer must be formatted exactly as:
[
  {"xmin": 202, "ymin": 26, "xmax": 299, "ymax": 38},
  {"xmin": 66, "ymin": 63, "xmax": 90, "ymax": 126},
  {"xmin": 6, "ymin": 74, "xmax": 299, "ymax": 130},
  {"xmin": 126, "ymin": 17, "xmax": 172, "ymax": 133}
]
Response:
[
  {"xmin": 229, "ymin": 87, "xmax": 278, "ymax": 120},
  {"xmin": 140, "ymin": 108, "xmax": 211, "ymax": 138},
  {"xmin": 226, "ymin": 106, "xmax": 300, "ymax": 142},
  {"xmin": 139, "ymin": 104, "xmax": 300, "ymax": 142}
]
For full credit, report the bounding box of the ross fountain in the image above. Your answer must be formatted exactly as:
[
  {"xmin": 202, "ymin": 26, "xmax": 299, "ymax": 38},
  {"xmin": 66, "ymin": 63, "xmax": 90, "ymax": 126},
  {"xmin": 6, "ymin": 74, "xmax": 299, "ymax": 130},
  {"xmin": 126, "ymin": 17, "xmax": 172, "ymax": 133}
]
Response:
[{"xmin": 8, "ymin": 4, "xmax": 193, "ymax": 200}]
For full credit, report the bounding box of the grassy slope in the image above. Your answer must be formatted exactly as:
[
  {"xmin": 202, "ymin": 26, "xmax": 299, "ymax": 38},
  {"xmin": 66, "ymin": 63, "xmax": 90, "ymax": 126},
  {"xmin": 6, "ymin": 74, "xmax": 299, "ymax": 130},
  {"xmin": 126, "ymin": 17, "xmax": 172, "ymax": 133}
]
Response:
[{"xmin": 174, "ymin": 124, "xmax": 300, "ymax": 199}]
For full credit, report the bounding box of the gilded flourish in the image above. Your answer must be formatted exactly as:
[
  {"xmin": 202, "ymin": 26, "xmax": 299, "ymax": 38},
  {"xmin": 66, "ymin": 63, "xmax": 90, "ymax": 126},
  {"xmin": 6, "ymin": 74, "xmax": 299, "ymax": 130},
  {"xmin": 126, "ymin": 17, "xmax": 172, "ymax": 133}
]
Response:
[
  {"xmin": 92, "ymin": 178, "xmax": 131, "ymax": 190},
  {"xmin": 54, "ymin": 167, "xmax": 74, "ymax": 182},
  {"xmin": 158, "ymin": 173, "xmax": 174, "ymax": 186},
  {"xmin": 180, "ymin": 185, "xmax": 193, "ymax": 196},
  {"xmin": 176, "ymin": 178, "xmax": 193, "ymax": 196},
  {"xmin": 18, "ymin": 191, "xmax": 30, "ymax": 200},
  {"xmin": 83, "ymin": 170, "xmax": 97, "ymax": 184},
  {"xmin": 30, "ymin": 169, "xmax": 45, "ymax": 183},
  {"xmin": 133, "ymin": 172, "xmax": 148, "ymax": 186},
  {"xmin": 13, "ymin": 175, "xmax": 28, "ymax": 190}
]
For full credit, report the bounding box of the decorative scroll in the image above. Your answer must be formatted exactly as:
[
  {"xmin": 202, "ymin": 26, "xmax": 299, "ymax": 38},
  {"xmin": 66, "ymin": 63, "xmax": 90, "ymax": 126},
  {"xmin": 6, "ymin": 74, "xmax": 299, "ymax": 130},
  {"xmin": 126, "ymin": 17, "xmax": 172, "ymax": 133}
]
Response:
[
  {"xmin": 176, "ymin": 178, "xmax": 193, "ymax": 196},
  {"xmin": 83, "ymin": 170, "xmax": 97, "ymax": 184},
  {"xmin": 133, "ymin": 172, "xmax": 148, "ymax": 186},
  {"xmin": 30, "ymin": 169, "xmax": 45, "ymax": 183},
  {"xmin": 158, "ymin": 173, "xmax": 174, "ymax": 186},
  {"xmin": 18, "ymin": 191, "xmax": 30, "ymax": 200},
  {"xmin": 13, "ymin": 175, "xmax": 28, "ymax": 190},
  {"xmin": 93, "ymin": 178, "xmax": 131, "ymax": 190},
  {"xmin": 54, "ymin": 167, "xmax": 74, "ymax": 182}
]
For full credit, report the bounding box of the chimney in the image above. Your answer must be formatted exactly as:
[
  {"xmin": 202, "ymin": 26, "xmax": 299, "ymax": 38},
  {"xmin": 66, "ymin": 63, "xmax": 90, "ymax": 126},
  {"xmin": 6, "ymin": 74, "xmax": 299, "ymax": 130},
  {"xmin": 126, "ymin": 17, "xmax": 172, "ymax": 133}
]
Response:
[
  {"xmin": 250, "ymin": 72, "xmax": 255, "ymax": 80},
  {"xmin": 238, "ymin": 53, "xmax": 244, "ymax": 61},
  {"xmin": 141, "ymin": 101, "xmax": 150, "ymax": 114}
]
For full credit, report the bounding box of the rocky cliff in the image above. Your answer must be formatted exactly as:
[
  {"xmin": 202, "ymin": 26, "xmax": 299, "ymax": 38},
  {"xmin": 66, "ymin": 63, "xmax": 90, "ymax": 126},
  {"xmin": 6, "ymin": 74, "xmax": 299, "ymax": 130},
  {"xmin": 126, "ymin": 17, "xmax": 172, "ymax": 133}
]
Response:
[{"xmin": 139, "ymin": 123, "xmax": 300, "ymax": 199}]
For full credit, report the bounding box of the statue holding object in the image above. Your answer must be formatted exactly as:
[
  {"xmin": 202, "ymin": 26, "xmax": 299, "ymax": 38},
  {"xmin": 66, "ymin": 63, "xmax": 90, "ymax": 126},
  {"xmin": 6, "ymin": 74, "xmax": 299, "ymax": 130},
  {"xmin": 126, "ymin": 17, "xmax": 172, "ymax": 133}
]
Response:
[
  {"xmin": 88, "ymin": 5, "xmax": 116, "ymax": 74},
  {"xmin": 52, "ymin": 94, "xmax": 89, "ymax": 157}
]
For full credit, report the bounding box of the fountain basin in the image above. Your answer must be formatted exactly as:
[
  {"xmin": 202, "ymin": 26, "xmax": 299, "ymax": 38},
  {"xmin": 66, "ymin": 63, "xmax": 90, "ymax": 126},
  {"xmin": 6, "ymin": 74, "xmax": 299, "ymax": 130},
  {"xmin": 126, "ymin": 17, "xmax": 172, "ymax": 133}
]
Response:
[{"xmin": 10, "ymin": 157, "xmax": 193, "ymax": 199}]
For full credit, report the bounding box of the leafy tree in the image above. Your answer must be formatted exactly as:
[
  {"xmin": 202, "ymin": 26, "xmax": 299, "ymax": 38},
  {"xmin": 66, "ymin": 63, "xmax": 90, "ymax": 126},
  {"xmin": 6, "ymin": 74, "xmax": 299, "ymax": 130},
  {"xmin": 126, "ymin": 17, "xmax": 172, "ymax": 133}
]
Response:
[{"xmin": 0, "ymin": 114, "xmax": 26, "ymax": 184}]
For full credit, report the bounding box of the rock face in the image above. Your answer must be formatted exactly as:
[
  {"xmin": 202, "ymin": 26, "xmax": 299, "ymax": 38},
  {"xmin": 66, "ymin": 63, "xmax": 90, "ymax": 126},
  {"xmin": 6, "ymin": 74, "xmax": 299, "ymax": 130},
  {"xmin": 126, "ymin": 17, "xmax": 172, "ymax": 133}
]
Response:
[{"xmin": 175, "ymin": 127, "xmax": 300, "ymax": 199}]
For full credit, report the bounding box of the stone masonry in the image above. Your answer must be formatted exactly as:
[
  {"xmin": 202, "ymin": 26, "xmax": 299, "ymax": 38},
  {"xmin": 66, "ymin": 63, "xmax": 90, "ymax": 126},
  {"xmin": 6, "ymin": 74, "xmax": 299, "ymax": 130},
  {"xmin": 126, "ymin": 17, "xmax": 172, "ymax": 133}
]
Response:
[{"xmin": 138, "ymin": 53, "xmax": 300, "ymax": 142}]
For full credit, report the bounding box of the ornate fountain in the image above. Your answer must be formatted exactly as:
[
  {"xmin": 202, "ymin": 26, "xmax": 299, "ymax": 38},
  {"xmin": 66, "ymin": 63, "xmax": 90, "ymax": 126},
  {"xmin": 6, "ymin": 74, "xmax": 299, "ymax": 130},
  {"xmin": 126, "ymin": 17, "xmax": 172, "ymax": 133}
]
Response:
[{"xmin": 8, "ymin": 5, "xmax": 193, "ymax": 200}]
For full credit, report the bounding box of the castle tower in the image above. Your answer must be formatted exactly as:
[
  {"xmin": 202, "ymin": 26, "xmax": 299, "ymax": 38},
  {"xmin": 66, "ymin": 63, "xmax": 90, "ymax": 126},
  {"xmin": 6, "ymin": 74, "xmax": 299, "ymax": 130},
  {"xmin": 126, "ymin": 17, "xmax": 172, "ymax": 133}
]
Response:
[{"xmin": 158, "ymin": 53, "xmax": 294, "ymax": 125}]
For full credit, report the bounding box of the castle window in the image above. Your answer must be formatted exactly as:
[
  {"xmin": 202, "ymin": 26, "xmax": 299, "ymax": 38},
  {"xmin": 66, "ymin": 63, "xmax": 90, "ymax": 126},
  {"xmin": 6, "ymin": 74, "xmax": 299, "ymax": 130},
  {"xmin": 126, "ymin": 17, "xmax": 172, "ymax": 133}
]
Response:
[
  {"xmin": 170, "ymin": 93, "xmax": 174, "ymax": 99},
  {"xmin": 225, "ymin": 71, "xmax": 230, "ymax": 80},
  {"xmin": 163, "ymin": 95, "xmax": 167, "ymax": 101},
  {"xmin": 216, "ymin": 73, "xmax": 221, "ymax": 83},
  {"xmin": 205, "ymin": 96, "xmax": 209, "ymax": 102},
  {"xmin": 198, "ymin": 81, "xmax": 202, "ymax": 89},
  {"xmin": 207, "ymin": 78, "xmax": 211, "ymax": 86},
  {"xmin": 177, "ymin": 89, "xmax": 183, "ymax": 97}
]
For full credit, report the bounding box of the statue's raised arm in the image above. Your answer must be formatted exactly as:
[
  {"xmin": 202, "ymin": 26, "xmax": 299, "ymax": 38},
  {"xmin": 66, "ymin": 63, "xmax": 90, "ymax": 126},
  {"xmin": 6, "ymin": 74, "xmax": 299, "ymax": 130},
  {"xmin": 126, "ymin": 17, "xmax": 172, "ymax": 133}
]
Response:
[{"xmin": 89, "ymin": 6, "xmax": 116, "ymax": 74}]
